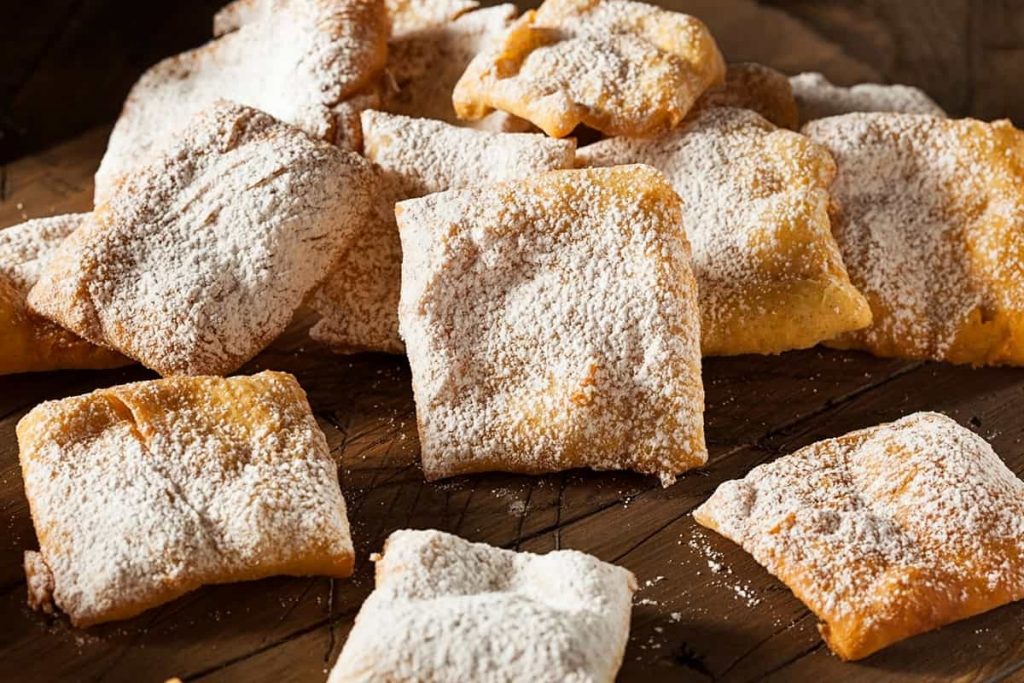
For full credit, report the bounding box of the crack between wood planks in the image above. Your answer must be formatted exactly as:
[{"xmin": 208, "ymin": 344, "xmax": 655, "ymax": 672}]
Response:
[
  {"xmin": 513, "ymin": 480, "xmax": 535, "ymax": 550},
  {"xmin": 747, "ymin": 641, "xmax": 825, "ymax": 681},
  {"xmin": 749, "ymin": 361, "xmax": 923, "ymax": 450},
  {"xmin": 324, "ymin": 579, "xmax": 337, "ymax": 665},
  {"xmin": 183, "ymin": 607, "xmax": 361, "ymax": 681},
  {"xmin": 263, "ymin": 578, "xmax": 317, "ymax": 645},
  {"xmin": 715, "ymin": 611, "xmax": 816, "ymax": 680},
  {"xmin": 983, "ymin": 657, "xmax": 1024, "ymax": 683}
]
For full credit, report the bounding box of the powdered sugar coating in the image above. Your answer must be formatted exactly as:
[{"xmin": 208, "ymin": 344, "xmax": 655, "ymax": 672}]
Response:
[
  {"xmin": 805, "ymin": 113, "xmax": 1024, "ymax": 365},
  {"xmin": 329, "ymin": 529, "xmax": 636, "ymax": 682},
  {"xmin": 790, "ymin": 72, "xmax": 945, "ymax": 126},
  {"xmin": 397, "ymin": 165, "xmax": 706, "ymax": 484},
  {"xmin": 453, "ymin": 0, "xmax": 726, "ymax": 137},
  {"xmin": 578, "ymin": 107, "xmax": 870, "ymax": 356},
  {"xmin": 95, "ymin": 0, "xmax": 388, "ymax": 200},
  {"xmin": 384, "ymin": 4, "xmax": 532, "ymax": 132},
  {"xmin": 0, "ymin": 214, "xmax": 129, "ymax": 375},
  {"xmin": 309, "ymin": 109, "xmax": 575, "ymax": 353},
  {"xmin": 0, "ymin": 214, "xmax": 83, "ymax": 291},
  {"xmin": 694, "ymin": 412, "xmax": 1024, "ymax": 660},
  {"xmin": 29, "ymin": 102, "xmax": 377, "ymax": 377},
  {"xmin": 386, "ymin": 0, "xmax": 479, "ymax": 36},
  {"xmin": 19, "ymin": 371, "xmax": 354, "ymax": 627},
  {"xmin": 695, "ymin": 63, "xmax": 799, "ymax": 130}
]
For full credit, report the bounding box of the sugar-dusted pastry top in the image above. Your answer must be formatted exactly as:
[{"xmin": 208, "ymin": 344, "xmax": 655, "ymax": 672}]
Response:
[
  {"xmin": 29, "ymin": 101, "xmax": 377, "ymax": 377},
  {"xmin": 95, "ymin": 0, "xmax": 388, "ymax": 199},
  {"xmin": 397, "ymin": 165, "xmax": 706, "ymax": 483},
  {"xmin": 19, "ymin": 371, "xmax": 354, "ymax": 627},
  {"xmin": 694, "ymin": 412, "xmax": 1024, "ymax": 661},
  {"xmin": 578, "ymin": 107, "xmax": 870, "ymax": 356},
  {"xmin": 385, "ymin": 0, "xmax": 479, "ymax": 35},
  {"xmin": 0, "ymin": 215, "xmax": 129, "ymax": 375},
  {"xmin": 805, "ymin": 113, "xmax": 1024, "ymax": 365},
  {"xmin": 790, "ymin": 72, "xmax": 945, "ymax": 125},
  {"xmin": 453, "ymin": 0, "xmax": 726, "ymax": 137},
  {"xmin": 385, "ymin": 4, "xmax": 532, "ymax": 132},
  {"xmin": 695, "ymin": 62, "xmax": 799, "ymax": 130},
  {"xmin": 329, "ymin": 529, "xmax": 636, "ymax": 682},
  {"xmin": 309, "ymin": 110, "xmax": 575, "ymax": 354}
]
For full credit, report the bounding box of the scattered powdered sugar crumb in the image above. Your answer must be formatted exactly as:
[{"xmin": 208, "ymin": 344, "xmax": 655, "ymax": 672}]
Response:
[
  {"xmin": 790, "ymin": 72, "xmax": 945, "ymax": 125},
  {"xmin": 328, "ymin": 529, "xmax": 636, "ymax": 682},
  {"xmin": 695, "ymin": 411, "xmax": 1024, "ymax": 645}
]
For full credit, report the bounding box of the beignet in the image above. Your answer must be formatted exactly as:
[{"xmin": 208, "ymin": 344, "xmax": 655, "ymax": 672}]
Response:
[
  {"xmin": 29, "ymin": 102, "xmax": 377, "ymax": 377},
  {"xmin": 0, "ymin": 214, "xmax": 129, "ymax": 375},
  {"xmin": 790, "ymin": 72, "xmax": 945, "ymax": 126},
  {"xmin": 397, "ymin": 165, "xmax": 706, "ymax": 483},
  {"xmin": 20, "ymin": 371, "xmax": 354, "ymax": 627},
  {"xmin": 328, "ymin": 529, "xmax": 636, "ymax": 682},
  {"xmin": 453, "ymin": 0, "xmax": 725, "ymax": 137},
  {"xmin": 95, "ymin": 0, "xmax": 388, "ymax": 199},
  {"xmin": 695, "ymin": 412, "xmax": 1024, "ymax": 661}
]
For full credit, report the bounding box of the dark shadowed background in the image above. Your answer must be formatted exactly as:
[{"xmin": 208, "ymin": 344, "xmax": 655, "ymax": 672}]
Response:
[{"xmin": 2, "ymin": 0, "xmax": 1023, "ymax": 164}]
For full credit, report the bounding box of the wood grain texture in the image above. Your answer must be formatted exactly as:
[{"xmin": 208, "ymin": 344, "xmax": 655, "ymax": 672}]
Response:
[{"xmin": 2, "ymin": 2, "xmax": 1024, "ymax": 681}]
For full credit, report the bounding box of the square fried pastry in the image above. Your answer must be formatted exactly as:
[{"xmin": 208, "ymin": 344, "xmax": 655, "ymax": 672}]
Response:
[
  {"xmin": 694, "ymin": 63, "xmax": 799, "ymax": 130},
  {"xmin": 0, "ymin": 214, "xmax": 129, "ymax": 375},
  {"xmin": 397, "ymin": 165, "xmax": 706, "ymax": 483},
  {"xmin": 29, "ymin": 101, "xmax": 376, "ymax": 377},
  {"xmin": 19, "ymin": 371, "xmax": 354, "ymax": 627},
  {"xmin": 309, "ymin": 109, "xmax": 575, "ymax": 354},
  {"xmin": 805, "ymin": 113, "xmax": 1024, "ymax": 365},
  {"xmin": 95, "ymin": 0, "xmax": 388, "ymax": 199},
  {"xmin": 385, "ymin": 3, "xmax": 532, "ymax": 132},
  {"xmin": 453, "ymin": 0, "xmax": 726, "ymax": 138},
  {"xmin": 790, "ymin": 72, "xmax": 945, "ymax": 126},
  {"xmin": 578, "ymin": 107, "xmax": 871, "ymax": 356},
  {"xmin": 694, "ymin": 412, "xmax": 1024, "ymax": 661},
  {"xmin": 328, "ymin": 529, "xmax": 636, "ymax": 682}
]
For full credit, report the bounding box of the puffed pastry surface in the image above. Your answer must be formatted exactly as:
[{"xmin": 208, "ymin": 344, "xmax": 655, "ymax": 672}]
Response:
[
  {"xmin": 578, "ymin": 107, "xmax": 871, "ymax": 356},
  {"xmin": 694, "ymin": 62, "xmax": 799, "ymax": 130},
  {"xmin": 0, "ymin": 214, "xmax": 129, "ymax": 375},
  {"xmin": 695, "ymin": 412, "xmax": 1024, "ymax": 661},
  {"xmin": 328, "ymin": 529, "xmax": 635, "ymax": 683},
  {"xmin": 20, "ymin": 370, "xmax": 354, "ymax": 627},
  {"xmin": 806, "ymin": 113, "xmax": 1024, "ymax": 365},
  {"xmin": 453, "ymin": 0, "xmax": 726, "ymax": 137},
  {"xmin": 397, "ymin": 164, "xmax": 706, "ymax": 483},
  {"xmin": 28, "ymin": 101, "xmax": 376, "ymax": 377},
  {"xmin": 310, "ymin": 109, "xmax": 575, "ymax": 354},
  {"xmin": 95, "ymin": 0, "xmax": 388, "ymax": 199},
  {"xmin": 384, "ymin": 3, "xmax": 531, "ymax": 132},
  {"xmin": 790, "ymin": 72, "xmax": 945, "ymax": 126}
]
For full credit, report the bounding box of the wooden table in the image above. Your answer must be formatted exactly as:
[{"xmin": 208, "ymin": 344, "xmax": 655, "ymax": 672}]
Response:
[{"xmin": 2, "ymin": 127, "xmax": 1024, "ymax": 683}]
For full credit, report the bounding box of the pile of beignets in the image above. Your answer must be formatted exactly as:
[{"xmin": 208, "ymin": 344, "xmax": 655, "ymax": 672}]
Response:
[{"xmin": 6, "ymin": 0, "xmax": 1024, "ymax": 675}]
